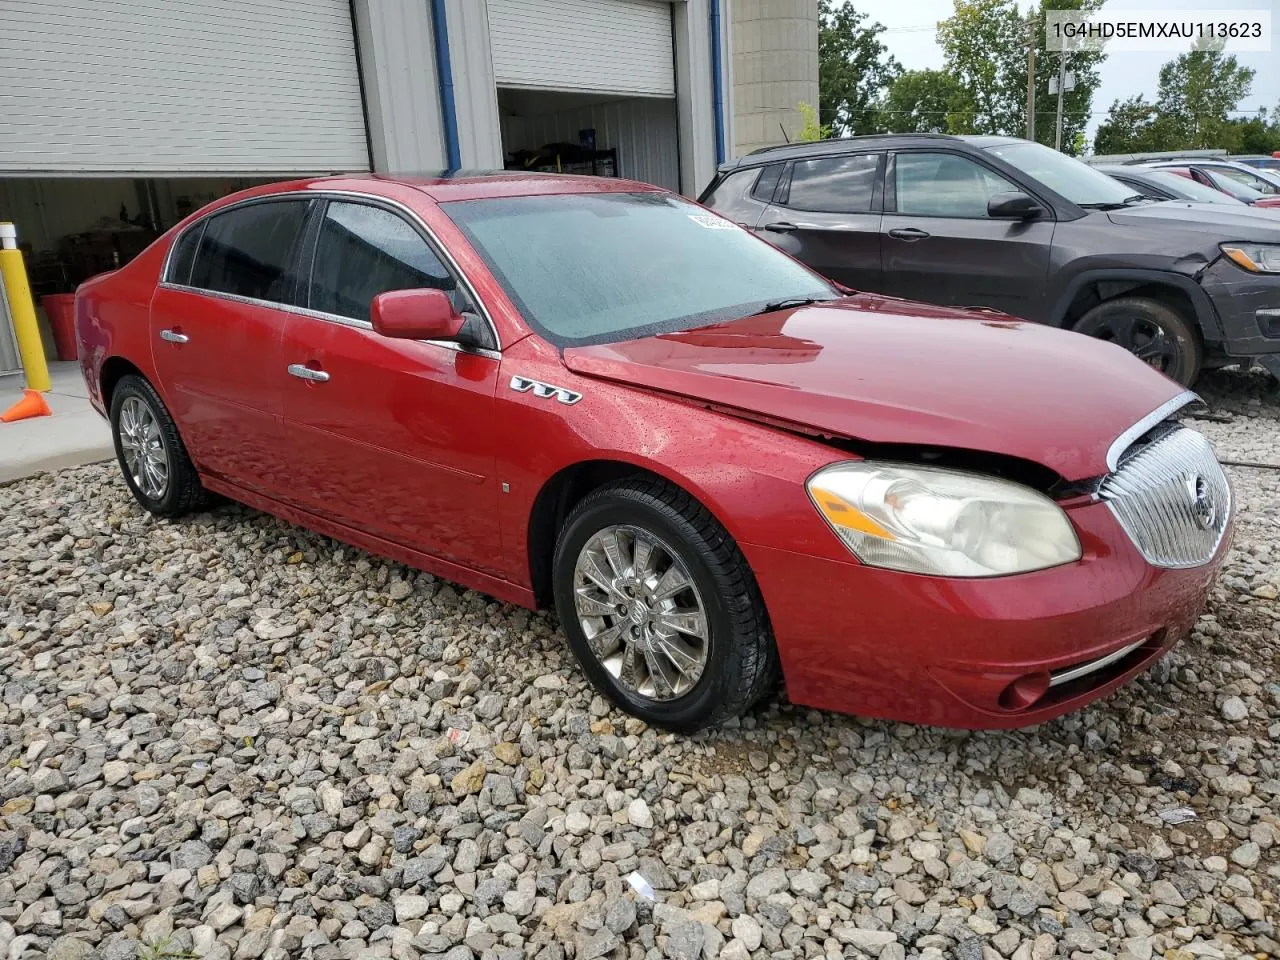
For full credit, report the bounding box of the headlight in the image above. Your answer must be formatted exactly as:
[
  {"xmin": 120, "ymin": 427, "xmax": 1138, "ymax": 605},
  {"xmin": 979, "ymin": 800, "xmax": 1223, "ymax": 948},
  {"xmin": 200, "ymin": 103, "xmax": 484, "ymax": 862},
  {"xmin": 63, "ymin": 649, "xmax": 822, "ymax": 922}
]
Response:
[
  {"xmin": 807, "ymin": 462, "xmax": 1081, "ymax": 577},
  {"xmin": 1220, "ymin": 242, "xmax": 1280, "ymax": 273}
]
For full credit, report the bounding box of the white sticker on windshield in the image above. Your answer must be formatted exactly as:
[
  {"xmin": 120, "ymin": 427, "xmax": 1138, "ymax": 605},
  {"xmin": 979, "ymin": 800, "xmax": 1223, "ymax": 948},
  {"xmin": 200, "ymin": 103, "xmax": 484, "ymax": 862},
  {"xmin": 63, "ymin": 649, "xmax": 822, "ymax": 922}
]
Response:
[{"xmin": 687, "ymin": 213, "xmax": 735, "ymax": 230}]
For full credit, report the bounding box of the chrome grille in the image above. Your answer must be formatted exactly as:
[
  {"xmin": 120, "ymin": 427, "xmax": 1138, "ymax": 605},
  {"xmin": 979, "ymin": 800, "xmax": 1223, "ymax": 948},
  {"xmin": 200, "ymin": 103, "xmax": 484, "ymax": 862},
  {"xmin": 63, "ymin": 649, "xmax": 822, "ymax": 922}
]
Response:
[{"xmin": 1099, "ymin": 426, "xmax": 1230, "ymax": 569}]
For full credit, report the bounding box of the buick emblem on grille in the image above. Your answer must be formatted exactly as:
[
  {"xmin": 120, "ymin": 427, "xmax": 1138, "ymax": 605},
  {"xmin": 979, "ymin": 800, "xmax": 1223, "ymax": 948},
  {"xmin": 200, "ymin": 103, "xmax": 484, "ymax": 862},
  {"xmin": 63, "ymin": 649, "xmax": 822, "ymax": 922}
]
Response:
[{"xmin": 1187, "ymin": 474, "xmax": 1217, "ymax": 531}]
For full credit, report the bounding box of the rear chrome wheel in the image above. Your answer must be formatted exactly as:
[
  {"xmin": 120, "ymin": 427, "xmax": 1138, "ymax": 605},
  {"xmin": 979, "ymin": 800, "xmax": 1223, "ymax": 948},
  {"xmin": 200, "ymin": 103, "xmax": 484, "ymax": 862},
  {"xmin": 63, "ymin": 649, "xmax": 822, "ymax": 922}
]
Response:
[
  {"xmin": 553, "ymin": 477, "xmax": 779, "ymax": 732},
  {"xmin": 573, "ymin": 524, "xmax": 709, "ymax": 701},
  {"xmin": 118, "ymin": 395, "xmax": 170, "ymax": 500},
  {"xmin": 110, "ymin": 374, "xmax": 208, "ymax": 517}
]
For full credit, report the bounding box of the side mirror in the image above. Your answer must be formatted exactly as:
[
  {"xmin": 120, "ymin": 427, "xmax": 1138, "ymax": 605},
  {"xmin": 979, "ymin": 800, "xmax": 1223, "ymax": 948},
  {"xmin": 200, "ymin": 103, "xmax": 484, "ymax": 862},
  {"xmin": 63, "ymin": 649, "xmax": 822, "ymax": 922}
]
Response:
[
  {"xmin": 987, "ymin": 191, "xmax": 1044, "ymax": 220},
  {"xmin": 370, "ymin": 288, "xmax": 466, "ymax": 341}
]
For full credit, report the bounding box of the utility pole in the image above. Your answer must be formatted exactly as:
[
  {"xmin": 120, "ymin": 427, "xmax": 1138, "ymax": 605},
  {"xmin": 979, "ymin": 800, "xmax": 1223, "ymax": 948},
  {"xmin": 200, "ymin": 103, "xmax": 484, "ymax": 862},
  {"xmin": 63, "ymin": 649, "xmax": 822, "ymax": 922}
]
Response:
[
  {"xmin": 1026, "ymin": 14, "xmax": 1036, "ymax": 141},
  {"xmin": 1054, "ymin": 51, "xmax": 1067, "ymax": 151}
]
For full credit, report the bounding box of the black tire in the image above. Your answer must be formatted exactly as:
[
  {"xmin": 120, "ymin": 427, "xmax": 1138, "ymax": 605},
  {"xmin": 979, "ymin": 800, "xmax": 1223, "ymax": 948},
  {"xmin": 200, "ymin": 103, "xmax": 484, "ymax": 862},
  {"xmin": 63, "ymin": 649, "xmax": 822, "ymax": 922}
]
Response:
[
  {"xmin": 552, "ymin": 476, "xmax": 779, "ymax": 732},
  {"xmin": 1072, "ymin": 296, "xmax": 1201, "ymax": 386},
  {"xmin": 109, "ymin": 374, "xmax": 208, "ymax": 517}
]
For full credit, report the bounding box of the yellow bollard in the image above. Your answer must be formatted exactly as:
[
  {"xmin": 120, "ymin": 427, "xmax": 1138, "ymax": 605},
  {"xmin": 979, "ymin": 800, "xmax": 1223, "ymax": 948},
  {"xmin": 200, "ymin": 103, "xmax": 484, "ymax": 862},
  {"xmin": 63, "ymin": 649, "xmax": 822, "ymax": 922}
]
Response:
[{"xmin": 0, "ymin": 221, "xmax": 52, "ymax": 393}]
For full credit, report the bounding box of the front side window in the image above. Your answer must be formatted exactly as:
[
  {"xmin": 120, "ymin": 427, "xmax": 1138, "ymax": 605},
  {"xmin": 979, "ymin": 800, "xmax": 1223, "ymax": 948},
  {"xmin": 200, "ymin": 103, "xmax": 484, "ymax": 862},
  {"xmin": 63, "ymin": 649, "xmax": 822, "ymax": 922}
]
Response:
[
  {"xmin": 442, "ymin": 192, "xmax": 836, "ymax": 346},
  {"xmin": 895, "ymin": 153, "xmax": 1018, "ymax": 218},
  {"xmin": 189, "ymin": 200, "xmax": 310, "ymax": 303},
  {"xmin": 308, "ymin": 201, "xmax": 465, "ymax": 323},
  {"xmin": 785, "ymin": 154, "xmax": 879, "ymax": 213}
]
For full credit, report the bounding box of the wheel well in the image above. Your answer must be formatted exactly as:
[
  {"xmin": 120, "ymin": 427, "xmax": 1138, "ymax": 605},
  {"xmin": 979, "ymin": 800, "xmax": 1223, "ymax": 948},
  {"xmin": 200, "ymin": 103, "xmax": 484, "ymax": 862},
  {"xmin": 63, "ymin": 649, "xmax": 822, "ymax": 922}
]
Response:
[
  {"xmin": 1059, "ymin": 280, "xmax": 1201, "ymax": 339},
  {"xmin": 99, "ymin": 357, "xmax": 145, "ymax": 410},
  {"xmin": 527, "ymin": 460, "xmax": 677, "ymax": 609}
]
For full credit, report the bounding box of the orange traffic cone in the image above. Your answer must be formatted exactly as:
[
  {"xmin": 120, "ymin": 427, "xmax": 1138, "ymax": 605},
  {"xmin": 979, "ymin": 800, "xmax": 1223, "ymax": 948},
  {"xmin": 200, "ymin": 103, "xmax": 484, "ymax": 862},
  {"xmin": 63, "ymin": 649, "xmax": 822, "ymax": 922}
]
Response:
[{"xmin": 1, "ymin": 388, "xmax": 52, "ymax": 423}]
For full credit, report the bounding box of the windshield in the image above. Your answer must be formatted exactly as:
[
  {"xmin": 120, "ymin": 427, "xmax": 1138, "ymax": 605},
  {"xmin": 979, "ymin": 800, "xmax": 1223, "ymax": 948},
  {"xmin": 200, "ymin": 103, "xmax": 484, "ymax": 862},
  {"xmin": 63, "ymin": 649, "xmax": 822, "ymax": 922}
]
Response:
[
  {"xmin": 985, "ymin": 141, "xmax": 1138, "ymax": 206},
  {"xmin": 1187, "ymin": 169, "xmax": 1266, "ymax": 202},
  {"xmin": 442, "ymin": 192, "xmax": 837, "ymax": 346},
  {"xmin": 1146, "ymin": 170, "xmax": 1242, "ymax": 204}
]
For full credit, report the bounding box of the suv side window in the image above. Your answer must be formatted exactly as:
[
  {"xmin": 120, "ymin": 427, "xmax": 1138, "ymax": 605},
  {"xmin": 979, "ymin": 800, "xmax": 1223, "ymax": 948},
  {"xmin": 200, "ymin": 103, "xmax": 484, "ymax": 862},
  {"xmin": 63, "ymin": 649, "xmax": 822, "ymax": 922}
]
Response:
[
  {"xmin": 308, "ymin": 201, "xmax": 470, "ymax": 324},
  {"xmin": 784, "ymin": 154, "xmax": 880, "ymax": 213},
  {"xmin": 895, "ymin": 152, "xmax": 1018, "ymax": 218},
  {"xmin": 189, "ymin": 200, "xmax": 311, "ymax": 303}
]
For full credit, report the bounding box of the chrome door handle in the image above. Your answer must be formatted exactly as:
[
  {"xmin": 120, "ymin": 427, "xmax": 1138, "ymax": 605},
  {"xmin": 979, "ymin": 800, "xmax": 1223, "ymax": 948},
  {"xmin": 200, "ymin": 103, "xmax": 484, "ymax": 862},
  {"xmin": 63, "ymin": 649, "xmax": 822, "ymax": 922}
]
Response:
[
  {"xmin": 159, "ymin": 329, "xmax": 189, "ymax": 343},
  {"xmin": 287, "ymin": 363, "xmax": 330, "ymax": 382}
]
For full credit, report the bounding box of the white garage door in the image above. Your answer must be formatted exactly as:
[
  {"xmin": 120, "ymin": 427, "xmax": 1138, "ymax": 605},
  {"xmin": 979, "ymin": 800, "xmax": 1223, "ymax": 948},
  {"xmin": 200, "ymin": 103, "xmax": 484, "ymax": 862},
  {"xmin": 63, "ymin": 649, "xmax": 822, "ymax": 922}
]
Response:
[
  {"xmin": 488, "ymin": 0, "xmax": 675, "ymax": 98},
  {"xmin": 0, "ymin": 0, "xmax": 370, "ymax": 175}
]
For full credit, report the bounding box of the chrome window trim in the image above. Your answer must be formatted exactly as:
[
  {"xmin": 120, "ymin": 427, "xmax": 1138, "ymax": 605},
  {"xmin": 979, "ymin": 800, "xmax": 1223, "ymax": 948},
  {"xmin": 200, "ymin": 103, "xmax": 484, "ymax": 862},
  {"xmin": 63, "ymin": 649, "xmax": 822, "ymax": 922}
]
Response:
[
  {"xmin": 1105, "ymin": 390, "xmax": 1199, "ymax": 471},
  {"xmin": 158, "ymin": 188, "xmax": 502, "ymax": 352},
  {"xmin": 156, "ymin": 281, "xmax": 500, "ymax": 361}
]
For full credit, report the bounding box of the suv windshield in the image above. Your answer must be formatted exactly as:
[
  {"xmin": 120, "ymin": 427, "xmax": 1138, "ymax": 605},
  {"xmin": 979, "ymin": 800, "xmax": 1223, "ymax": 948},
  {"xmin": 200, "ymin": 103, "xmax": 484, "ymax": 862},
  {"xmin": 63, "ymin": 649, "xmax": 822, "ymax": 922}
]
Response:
[
  {"xmin": 985, "ymin": 141, "xmax": 1139, "ymax": 207},
  {"xmin": 442, "ymin": 192, "xmax": 837, "ymax": 346}
]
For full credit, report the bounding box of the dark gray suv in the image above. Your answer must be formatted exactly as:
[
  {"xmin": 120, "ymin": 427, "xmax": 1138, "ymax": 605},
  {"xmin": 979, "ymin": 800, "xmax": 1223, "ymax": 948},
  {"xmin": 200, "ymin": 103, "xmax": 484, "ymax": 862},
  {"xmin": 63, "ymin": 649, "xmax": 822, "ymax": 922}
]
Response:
[{"xmin": 700, "ymin": 134, "xmax": 1280, "ymax": 386}]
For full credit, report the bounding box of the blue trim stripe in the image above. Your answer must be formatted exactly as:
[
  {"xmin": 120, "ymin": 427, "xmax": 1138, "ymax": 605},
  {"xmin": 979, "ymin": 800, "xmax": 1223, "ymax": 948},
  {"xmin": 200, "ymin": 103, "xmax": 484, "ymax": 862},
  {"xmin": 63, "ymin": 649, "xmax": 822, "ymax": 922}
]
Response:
[
  {"xmin": 431, "ymin": 0, "xmax": 462, "ymax": 170},
  {"xmin": 709, "ymin": 0, "xmax": 726, "ymax": 164}
]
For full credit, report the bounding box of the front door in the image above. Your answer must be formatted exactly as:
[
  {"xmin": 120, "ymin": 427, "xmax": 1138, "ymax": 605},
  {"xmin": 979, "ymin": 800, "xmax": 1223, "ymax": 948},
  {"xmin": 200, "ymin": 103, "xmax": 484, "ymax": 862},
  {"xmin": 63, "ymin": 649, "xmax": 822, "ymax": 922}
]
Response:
[
  {"xmin": 150, "ymin": 198, "xmax": 312, "ymax": 494},
  {"xmin": 755, "ymin": 152, "xmax": 885, "ymax": 292},
  {"xmin": 880, "ymin": 151, "xmax": 1054, "ymax": 319},
  {"xmin": 279, "ymin": 199, "xmax": 504, "ymax": 574}
]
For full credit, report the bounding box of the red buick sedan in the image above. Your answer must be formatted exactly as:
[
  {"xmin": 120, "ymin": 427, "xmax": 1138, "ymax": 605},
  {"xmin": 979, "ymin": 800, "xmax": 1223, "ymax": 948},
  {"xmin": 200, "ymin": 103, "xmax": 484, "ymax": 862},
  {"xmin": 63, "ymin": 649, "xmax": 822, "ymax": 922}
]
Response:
[{"xmin": 75, "ymin": 173, "xmax": 1232, "ymax": 732}]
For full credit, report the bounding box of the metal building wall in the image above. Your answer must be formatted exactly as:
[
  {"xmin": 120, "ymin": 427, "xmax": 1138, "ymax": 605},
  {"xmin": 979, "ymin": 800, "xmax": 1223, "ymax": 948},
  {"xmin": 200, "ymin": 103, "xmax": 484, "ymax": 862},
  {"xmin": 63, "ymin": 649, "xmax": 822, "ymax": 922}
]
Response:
[{"xmin": 731, "ymin": 0, "xmax": 819, "ymax": 155}]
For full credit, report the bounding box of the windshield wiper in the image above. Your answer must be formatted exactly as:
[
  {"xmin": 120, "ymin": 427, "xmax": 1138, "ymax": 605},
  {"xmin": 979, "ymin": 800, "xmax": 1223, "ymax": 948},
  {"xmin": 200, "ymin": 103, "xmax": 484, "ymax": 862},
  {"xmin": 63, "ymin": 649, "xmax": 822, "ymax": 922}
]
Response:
[
  {"xmin": 749, "ymin": 296, "xmax": 831, "ymax": 316},
  {"xmin": 1079, "ymin": 194, "xmax": 1147, "ymax": 211}
]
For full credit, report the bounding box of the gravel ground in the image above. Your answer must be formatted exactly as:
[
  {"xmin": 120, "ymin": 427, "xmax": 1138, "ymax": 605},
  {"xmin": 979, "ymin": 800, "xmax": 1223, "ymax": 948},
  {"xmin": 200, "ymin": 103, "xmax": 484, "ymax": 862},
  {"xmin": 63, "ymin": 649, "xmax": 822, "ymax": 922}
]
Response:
[{"xmin": 1, "ymin": 370, "xmax": 1277, "ymax": 960}]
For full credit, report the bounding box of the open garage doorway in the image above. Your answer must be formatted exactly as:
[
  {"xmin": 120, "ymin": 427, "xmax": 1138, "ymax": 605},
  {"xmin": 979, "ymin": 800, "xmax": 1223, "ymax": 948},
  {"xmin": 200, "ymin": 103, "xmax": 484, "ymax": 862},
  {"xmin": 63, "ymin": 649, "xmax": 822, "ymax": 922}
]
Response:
[{"xmin": 498, "ymin": 89, "xmax": 681, "ymax": 192}]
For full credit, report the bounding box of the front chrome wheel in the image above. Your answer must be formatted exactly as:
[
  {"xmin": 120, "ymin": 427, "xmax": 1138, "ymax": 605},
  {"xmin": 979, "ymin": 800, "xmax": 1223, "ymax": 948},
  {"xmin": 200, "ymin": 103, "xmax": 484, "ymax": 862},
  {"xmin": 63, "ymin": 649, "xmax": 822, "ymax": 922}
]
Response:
[
  {"xmin": 117, "ymin": 395, "xmax": 169, "ymax": 500},
  {"xmin": 572, "ymin": 524, "xmax": 709, "ymax": 701}
]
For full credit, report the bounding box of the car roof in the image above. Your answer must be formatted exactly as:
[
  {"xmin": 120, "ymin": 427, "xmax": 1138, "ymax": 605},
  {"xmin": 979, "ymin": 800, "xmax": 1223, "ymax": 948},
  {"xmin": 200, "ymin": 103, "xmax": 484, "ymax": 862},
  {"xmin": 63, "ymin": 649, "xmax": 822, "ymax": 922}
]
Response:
[{"xmin": 241, "ymin": 171, "xmax": 666, "ymax": 204}]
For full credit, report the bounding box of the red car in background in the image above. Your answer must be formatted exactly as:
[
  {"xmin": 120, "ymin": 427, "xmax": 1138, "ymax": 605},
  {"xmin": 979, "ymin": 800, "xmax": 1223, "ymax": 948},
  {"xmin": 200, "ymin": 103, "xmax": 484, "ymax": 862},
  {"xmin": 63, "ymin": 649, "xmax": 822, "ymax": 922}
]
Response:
[{"xmin": 75, "ymin": 173, "xmax": 1232, "ymax": 731}]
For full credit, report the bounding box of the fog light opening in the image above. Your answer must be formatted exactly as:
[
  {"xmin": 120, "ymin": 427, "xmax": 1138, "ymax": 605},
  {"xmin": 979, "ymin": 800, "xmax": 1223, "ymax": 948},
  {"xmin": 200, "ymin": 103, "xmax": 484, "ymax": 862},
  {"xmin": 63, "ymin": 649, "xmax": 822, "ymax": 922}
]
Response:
[{"xmin": 999, "ymin": 672, "xmax": 1051, "ymax": 711}]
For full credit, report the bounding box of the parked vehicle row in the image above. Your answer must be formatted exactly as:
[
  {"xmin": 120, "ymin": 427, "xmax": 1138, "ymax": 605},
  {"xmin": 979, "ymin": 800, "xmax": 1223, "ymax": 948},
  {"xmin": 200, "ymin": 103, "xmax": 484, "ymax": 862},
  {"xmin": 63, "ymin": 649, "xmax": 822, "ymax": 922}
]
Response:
[
  {"xmin": 702, "ymin": 133, "xmax": 1280, "ymax": 386},
  {"xmin": 77, "ymin": 169, "xmax": 1232, "ymax": 732},
  {"xmin": 1098, "ymin": 164, "xmax": 1280, "ymax": 211}
]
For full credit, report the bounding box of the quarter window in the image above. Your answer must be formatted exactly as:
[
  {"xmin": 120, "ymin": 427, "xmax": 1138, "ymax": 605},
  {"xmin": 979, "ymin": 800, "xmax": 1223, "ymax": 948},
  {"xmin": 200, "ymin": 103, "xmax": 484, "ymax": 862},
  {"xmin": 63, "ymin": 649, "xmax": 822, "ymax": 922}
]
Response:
[
  {"xmin": 167, "ymin": 222, "xmax": 204, "ymax": 285},
  {"xmin": 189, "ymin": 200, "xmax": 310, "ymax": 303},
  {"xmin": 785, "ymin": 154, "xmax": 880, "ymax": 213},
  {"xmin": 308, "ymin": 201, "xmax": 466, "ymax": 323},
  {"xmin": 895, "ymin": 153, "xmax": 1018, "ymax": 218}
]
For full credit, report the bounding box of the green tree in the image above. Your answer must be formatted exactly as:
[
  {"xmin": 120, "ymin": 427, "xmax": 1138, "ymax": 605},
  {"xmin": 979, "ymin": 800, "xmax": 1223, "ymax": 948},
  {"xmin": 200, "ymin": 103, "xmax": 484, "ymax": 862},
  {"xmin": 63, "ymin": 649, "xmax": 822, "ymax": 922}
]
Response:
[
  {"xmin": 1093, "ymin": 44, "xmax": 1256, "ymax": 154},
  {"xmin": 879, "ymin": 70, "xmax": 963, "ymax": 133},
  {"xmin": 937, "ymin": 0, "xmax": 1027, "ymax": 135},
  {"xmin": 1228, "ymin": 106, "xmax": 1280, "ymax": 155},
  {"xmin": 1155, "ymin": 44, "xmax": 1254, "ymax": 149},
  {"xmin": 935, "ymin": 0, "xmax": 1103, "ymax": 148},
  {"xmin": 818, "ymin": 0, "xmax": 901, "ymax": 136},
  {"xmin": 1092, "ymin": 94, "xmax": 1179, "ymax": 154}
]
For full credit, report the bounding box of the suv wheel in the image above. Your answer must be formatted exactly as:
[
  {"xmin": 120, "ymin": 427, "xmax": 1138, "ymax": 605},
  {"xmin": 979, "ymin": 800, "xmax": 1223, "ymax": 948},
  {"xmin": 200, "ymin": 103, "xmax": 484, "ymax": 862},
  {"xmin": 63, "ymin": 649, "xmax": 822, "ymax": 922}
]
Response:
[
  {"xmin": 552, "ymin": 477, "xmax": 779, "ymax": 732},
  {"xmin": 1072, "ymin": 296, "xmax": 1201, "ymax": 385}
]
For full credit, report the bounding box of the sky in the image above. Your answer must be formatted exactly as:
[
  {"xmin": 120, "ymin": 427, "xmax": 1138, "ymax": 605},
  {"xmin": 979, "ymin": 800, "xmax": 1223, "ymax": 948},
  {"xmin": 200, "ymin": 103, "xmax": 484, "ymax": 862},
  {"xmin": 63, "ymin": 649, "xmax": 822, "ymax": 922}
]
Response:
[{"xmin": 855, "ymin": 0, "xmax": 1280, "ymax": 145}]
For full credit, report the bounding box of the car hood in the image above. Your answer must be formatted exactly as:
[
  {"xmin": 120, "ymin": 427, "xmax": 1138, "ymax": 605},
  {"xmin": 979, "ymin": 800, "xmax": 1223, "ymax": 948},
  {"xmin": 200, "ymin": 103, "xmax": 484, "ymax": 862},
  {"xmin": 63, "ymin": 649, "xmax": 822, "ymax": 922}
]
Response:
[
  {"xmin": 1107, "ymin": 201, "xmax": 1280, "ymax": 235},
  {"xmin": 561, "ymin": 295, "xmax": 1187, "ymax": 482}
]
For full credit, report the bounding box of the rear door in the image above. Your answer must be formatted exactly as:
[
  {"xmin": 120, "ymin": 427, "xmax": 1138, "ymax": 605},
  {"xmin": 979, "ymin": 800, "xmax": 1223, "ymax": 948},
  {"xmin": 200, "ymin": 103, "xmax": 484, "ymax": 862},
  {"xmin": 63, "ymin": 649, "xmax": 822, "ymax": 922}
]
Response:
[
  {"xmin": 151, "ymin": 197, "xmax": 311, "ymax": 494},
  {"xmin": 278, "ymin": 198, "xmax": 504, "ymax": 573},
  {"xmin": 755, "ymin": 152, "xmax": 885, "ymax": 292},
  {"xmin": 880, "ymin": 151, "xmax": 1054, "ymax": 319}
]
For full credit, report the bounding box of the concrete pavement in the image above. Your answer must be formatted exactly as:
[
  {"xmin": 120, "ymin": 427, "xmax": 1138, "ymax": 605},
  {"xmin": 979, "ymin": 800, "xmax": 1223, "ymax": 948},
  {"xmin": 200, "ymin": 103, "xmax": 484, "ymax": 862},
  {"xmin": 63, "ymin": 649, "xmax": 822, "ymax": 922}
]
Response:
[{"xmin": 0, "ymin": 361, "xmax": 114, "ymax": 483}]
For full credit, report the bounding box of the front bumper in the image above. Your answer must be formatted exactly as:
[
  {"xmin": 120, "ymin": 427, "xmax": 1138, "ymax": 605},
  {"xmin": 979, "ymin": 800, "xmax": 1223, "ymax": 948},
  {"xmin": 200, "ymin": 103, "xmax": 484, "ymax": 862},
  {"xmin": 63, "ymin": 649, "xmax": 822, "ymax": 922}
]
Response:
[
  {"xmin": 743, "ymin": 499, "xmax": 1230, "ymax": 729},
  {"xmin": 1200, "ymin": 259, "xmax": 1280, "ymax": 357}
]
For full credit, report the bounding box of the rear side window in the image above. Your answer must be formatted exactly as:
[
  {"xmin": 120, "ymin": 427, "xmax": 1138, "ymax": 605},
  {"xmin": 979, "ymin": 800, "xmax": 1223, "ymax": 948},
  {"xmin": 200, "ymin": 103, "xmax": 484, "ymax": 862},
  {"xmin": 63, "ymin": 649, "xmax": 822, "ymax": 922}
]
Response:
[
  {"xmin": 190, "ymin": 200, "xmax": 310, "ymax": 303},
  {"xmin": 785, "ymin": 154, "xmax": 880, "ymax": 213},
  {"xmin": 751, "ymin": 164, "xmax": 784, "ymax": 202},
  {"xmin": 308, "ymin": 201, "xmax": 464, "ymax": 323},
  {"xmin": 167, "ymin": 223, "xmax": 204, "ymax": 285}
]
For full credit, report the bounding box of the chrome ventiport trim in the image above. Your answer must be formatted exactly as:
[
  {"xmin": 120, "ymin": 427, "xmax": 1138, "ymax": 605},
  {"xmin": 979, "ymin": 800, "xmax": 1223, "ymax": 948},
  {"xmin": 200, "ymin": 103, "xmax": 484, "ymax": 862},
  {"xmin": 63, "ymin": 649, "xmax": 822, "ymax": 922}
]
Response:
[
  {"xmin": 1105, "ymin": 390, "xmax": 1199, "ymax": 470},
  {"xmin": 1049, "ymin": 637, "xmax": 1147, "ymax": 688}
]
